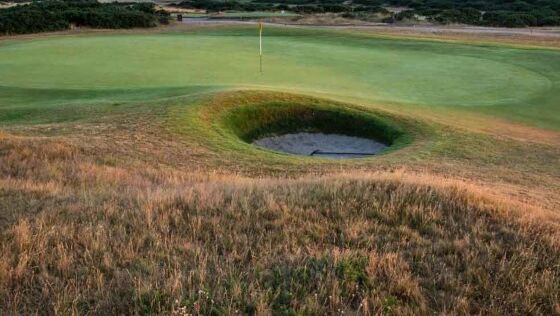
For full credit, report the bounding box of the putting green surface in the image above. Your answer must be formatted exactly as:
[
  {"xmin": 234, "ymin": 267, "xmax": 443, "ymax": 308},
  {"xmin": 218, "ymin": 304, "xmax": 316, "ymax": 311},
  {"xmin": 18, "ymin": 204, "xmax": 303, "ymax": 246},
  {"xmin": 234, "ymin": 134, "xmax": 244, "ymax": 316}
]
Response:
[{"xmin": 1, "ymin": 27, "xmax": 559, "ymax": 128}]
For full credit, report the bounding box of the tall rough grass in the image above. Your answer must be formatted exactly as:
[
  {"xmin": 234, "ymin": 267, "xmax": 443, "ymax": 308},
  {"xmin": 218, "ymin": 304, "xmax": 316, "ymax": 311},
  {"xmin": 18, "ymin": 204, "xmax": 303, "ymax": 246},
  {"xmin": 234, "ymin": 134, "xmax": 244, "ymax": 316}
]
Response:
[{"xmin": 1, "ymin": 132, "xmax": 559, "ymax": 315}]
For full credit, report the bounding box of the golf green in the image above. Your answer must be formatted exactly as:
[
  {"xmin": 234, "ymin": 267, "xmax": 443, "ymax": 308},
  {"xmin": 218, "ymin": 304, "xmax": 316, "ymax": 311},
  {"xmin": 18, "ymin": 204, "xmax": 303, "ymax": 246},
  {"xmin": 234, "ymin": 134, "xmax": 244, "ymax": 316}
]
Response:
[{"xmin": 0, "ymin": 27, "xmax": 558, "ymax": 128}]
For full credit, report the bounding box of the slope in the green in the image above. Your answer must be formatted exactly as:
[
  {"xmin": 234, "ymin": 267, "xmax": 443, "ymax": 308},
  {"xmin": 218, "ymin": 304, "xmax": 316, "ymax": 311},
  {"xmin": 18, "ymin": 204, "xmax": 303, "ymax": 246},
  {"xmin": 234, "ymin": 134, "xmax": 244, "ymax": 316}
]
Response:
[{"xmin": 0, "ymin": 27, "xmax": 558, "ymax": 128}]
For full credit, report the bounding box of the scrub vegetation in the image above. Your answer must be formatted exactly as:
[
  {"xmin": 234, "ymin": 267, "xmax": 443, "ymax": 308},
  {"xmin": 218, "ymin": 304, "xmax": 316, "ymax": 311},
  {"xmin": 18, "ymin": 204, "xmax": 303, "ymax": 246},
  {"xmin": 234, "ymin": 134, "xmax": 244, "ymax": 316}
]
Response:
[
  {"xmin": 0, "ymin": 1, "xmax": 169, "ymax": 35},
  {"xmin": 171, "ymin": 0, "xmax": 560, "ymax": 26},
  {"xmin": 0, "ymin": 25, "xmax": 559, "ymax": 314}
]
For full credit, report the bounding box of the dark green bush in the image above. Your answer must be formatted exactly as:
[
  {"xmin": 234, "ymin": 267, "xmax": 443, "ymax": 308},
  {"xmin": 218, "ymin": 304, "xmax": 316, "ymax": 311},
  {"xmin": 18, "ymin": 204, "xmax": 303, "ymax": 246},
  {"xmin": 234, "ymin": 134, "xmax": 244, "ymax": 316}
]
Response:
[
  {"xmin": 386, "ymin": 0, "xmax": 560, "ymax": 27},
  {"xmin": 170, "ymin": 0, "xmax": 560, "ymax": 27},
  {"xmin": 0, "ymin": 1, "xmax": 169, "ymax": 35}
]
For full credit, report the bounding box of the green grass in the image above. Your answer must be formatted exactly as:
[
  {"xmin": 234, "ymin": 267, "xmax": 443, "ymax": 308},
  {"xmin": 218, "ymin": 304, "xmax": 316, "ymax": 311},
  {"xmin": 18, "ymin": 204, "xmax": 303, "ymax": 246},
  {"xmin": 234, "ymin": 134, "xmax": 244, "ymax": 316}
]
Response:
[
  {"xmin": 222, "ymin": 100, "xmax": 406, "ymax": 145},
  {"xmin": 176, "ymin": 92, "xmax": 416, "ymax": 166},
  {"xmin": 0, "ymin": 26, "xmax": 559, "ymax": 129},
  {"xmin": 166, "ymin": 91, "xmax": 560, "ymax": 179}
]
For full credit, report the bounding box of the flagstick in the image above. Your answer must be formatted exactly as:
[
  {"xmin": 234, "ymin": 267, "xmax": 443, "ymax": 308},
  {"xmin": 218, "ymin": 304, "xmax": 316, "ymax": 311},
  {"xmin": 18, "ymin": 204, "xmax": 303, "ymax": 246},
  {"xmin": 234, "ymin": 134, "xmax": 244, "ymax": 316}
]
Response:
[{"xmin": 259, "ymin": 22, "xmax": 263, "ymax": 73}]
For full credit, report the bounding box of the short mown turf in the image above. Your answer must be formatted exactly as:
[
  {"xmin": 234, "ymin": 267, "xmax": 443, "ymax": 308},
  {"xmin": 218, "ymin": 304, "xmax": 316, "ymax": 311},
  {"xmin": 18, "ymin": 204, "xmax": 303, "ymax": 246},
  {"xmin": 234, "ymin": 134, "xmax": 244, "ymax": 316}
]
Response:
[{"xmin": 0, "ymin": 26, "xmax": 559, "ymax": 128}]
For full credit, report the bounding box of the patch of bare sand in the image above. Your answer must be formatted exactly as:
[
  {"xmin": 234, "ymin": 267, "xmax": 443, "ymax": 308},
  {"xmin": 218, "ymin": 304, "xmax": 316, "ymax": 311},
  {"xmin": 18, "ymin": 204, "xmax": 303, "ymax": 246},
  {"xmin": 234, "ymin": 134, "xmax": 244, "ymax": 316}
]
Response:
[{"xmin": 253, "ymin": 132, "xmax": 388, "ymax": 159}]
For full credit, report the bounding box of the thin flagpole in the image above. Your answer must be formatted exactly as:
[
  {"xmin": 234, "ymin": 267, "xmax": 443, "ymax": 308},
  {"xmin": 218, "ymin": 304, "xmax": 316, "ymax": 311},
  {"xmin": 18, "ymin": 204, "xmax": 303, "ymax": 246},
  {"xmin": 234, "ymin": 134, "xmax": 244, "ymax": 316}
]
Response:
[{"xmin": 259, "ymin": 22, "xmax": 263, "ymax": 73}]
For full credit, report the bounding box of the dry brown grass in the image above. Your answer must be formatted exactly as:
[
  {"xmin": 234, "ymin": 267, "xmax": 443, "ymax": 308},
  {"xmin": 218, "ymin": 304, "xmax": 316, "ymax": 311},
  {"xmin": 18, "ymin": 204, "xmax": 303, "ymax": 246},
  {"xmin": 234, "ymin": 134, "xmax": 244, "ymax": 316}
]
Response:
[
  {"xmin": 1, "ymin": 22, "xmax": 560, "ymax": 313},
  {"xmin": 1, "ymin": 110, "xmax": 559, "ymax": 314}
]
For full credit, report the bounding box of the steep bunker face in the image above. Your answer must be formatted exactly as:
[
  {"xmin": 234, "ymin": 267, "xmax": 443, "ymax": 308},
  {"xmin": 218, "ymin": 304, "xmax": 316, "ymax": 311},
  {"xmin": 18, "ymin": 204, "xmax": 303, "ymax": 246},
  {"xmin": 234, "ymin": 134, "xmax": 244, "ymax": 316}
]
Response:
[{"xmin": 223, "ymin": 102, "xmax": 406, "ymax": 160}]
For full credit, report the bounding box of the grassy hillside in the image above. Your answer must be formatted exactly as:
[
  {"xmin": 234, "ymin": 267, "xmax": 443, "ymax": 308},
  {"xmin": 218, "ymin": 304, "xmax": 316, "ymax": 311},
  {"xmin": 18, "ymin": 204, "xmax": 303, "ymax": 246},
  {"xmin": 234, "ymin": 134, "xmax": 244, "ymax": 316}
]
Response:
[
  {"xmin": 1, "ymin": 89, "xmax": 559, "ymax": 314},
  {"xmin": 1, "ymin": 26, "xmax": 559, "ymax": 314}
]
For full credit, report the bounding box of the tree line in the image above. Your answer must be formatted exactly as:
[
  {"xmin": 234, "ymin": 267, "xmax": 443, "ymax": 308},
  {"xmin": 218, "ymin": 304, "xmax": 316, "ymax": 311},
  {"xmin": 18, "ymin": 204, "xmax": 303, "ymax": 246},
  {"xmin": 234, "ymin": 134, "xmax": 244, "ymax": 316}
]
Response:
[
  {"xmin": 0, "ymin": 1, "xmax": 170, "ymax": 35},
  {"xmin": 174, "ymin": 0, "xmax": 388, "ymax": 15},
  {"xmin": 386, "ymin": 0, "xmax": 560, "ymax": 27},
  {"xmin": 173, "ymin": 0, "xmax": 560, "ymax": 27}
]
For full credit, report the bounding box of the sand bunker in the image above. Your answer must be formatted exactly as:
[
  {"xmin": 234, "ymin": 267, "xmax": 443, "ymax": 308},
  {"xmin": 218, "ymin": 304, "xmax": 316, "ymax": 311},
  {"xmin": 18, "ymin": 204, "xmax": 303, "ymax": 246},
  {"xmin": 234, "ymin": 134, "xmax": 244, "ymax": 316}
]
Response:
[{"xmin": 253, "ymin": 132, "xmax": 387, "ymax": 159}]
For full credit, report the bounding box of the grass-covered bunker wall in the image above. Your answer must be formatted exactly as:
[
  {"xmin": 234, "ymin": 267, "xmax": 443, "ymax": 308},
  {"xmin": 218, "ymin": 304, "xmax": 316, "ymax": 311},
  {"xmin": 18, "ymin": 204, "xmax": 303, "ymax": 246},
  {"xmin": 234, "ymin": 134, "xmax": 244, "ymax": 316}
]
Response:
[{"xmin": 222, "ymin": 101, "xmax": 407, "ymax": 148}]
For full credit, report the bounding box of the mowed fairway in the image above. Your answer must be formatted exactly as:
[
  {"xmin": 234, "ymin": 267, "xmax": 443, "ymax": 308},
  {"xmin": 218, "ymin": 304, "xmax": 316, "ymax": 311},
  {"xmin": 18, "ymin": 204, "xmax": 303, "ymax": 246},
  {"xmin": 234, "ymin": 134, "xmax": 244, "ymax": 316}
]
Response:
[
  {"xmin": 1, "ymin": 25, "xmax": 560, "ymax": 315},
  {"xmin": 0, "ymin": 26, "xmax": 559, "ymax": 128}
]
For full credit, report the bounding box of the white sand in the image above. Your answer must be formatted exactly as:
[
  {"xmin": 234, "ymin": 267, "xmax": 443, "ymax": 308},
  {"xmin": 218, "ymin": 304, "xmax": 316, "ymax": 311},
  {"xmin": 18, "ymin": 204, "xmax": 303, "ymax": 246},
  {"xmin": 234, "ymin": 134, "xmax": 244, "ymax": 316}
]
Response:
[{"xmin": 253, "ymin": 132, "xmax": 387, "ymax": 159}]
